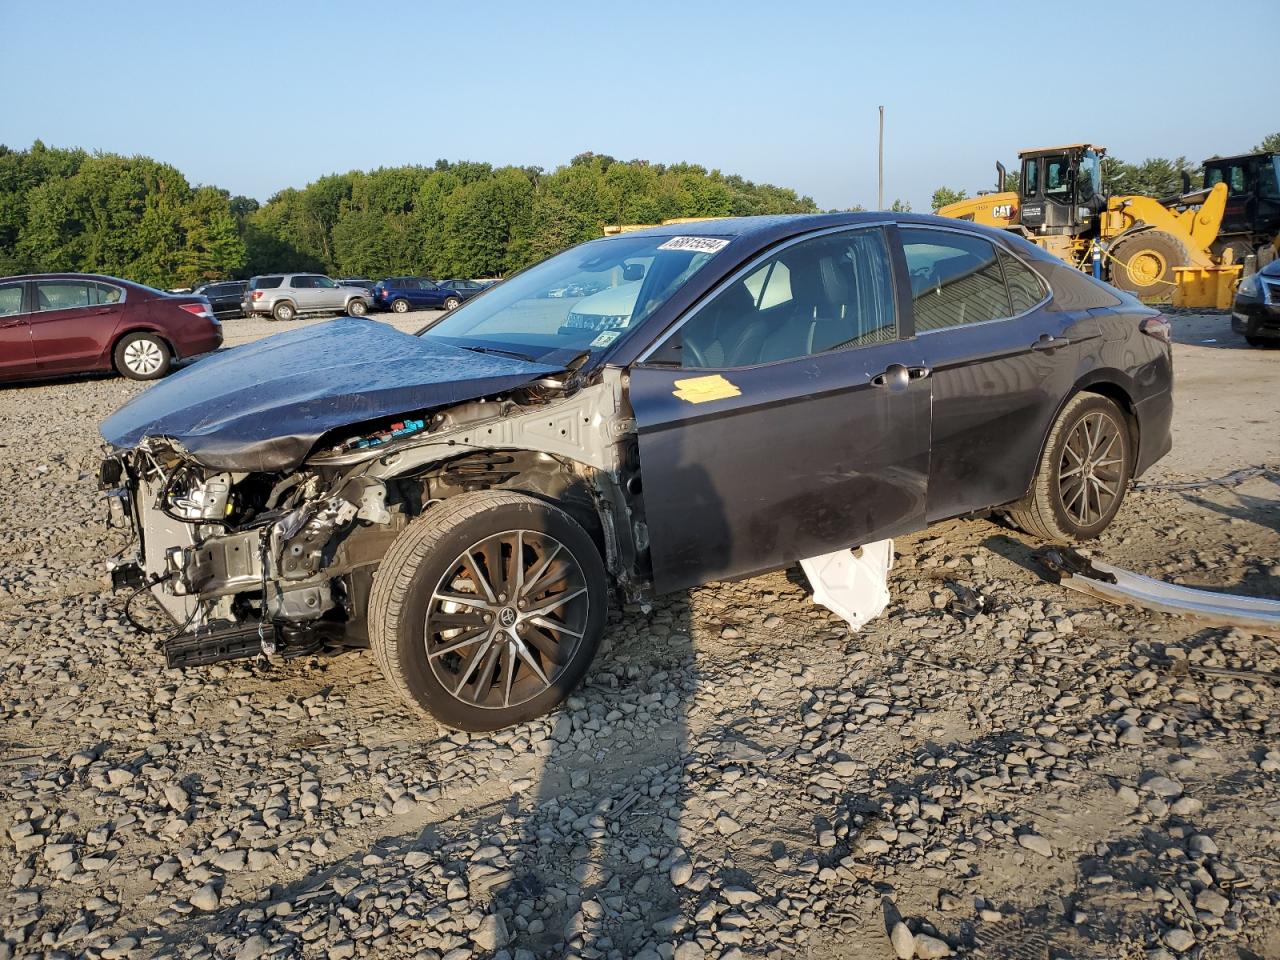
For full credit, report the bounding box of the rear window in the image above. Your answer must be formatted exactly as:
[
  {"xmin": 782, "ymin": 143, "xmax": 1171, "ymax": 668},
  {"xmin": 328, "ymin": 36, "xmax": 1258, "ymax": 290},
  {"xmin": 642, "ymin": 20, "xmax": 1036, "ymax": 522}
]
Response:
[{"xmin": 252, "ymin": 277, "xmax": 283, "ymax": 289}]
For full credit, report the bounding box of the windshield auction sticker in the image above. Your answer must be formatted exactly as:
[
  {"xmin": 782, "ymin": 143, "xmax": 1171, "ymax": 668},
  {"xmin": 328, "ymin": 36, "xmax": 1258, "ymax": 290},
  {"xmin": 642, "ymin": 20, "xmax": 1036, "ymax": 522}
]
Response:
[{"xmin": 657, "ymin": 236, "xmax": 730, "ymax": 254}]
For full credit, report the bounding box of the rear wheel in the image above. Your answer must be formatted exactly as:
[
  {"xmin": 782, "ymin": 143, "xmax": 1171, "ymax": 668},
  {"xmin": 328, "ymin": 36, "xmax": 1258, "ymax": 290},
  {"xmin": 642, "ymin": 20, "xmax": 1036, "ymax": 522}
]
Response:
[
  {"xmin": 444, "ymin": 296, "xmax": 462, "ymax": 311},
  {"xmin": 392, "ymin": 298, "xmax": 410, "ymax": 314},
  {"xmin": 272, "ymin": 301, "xmax": 296, "ymax": 322},
  {"xmin": 114, "ymin": 332, "xmax": 172, "ymax": 380},
  {"xmin": 1109, "ymin": 231, "xmax": 1188, "ymax": 298},
  {"xmin": 1007, "ymin": 393, "xmax": 1133, "ymax": 542},
  {"xmin": 369, "ymin": 491, "xmax": 607, "ymax": 731}
]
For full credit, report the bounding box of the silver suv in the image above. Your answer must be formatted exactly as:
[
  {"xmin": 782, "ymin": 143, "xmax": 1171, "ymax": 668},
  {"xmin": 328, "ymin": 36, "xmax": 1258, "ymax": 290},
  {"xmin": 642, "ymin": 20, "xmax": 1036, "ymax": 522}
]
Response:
[{"xmin": 242, "ymin": 274, "xmax": 371, "ymax": 322}]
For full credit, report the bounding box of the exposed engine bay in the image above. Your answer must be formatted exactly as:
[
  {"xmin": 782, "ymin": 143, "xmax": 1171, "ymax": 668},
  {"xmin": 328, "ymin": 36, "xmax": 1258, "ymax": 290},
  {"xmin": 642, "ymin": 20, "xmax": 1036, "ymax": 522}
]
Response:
[{"xmin": 101, "ymin": 369, "xmax": 645, "ymax": 669}]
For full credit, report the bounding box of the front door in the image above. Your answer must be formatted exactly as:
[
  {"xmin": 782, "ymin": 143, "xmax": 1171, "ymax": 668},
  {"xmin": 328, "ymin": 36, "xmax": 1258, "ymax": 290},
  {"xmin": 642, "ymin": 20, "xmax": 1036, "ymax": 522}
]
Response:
[
  {"xmin": 0, "ymin": 280, "xmax": 34, "ymax": 378},
  {"xmin": 628, "ymin": 225, "xmax": 931, "ymax": 595}
]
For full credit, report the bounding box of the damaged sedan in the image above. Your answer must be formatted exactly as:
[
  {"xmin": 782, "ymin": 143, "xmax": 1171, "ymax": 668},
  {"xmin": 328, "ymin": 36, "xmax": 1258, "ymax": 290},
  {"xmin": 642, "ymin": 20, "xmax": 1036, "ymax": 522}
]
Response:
[{"xmin": 100, "ymin": 213, "xmax": 1174, "ymax": 730}]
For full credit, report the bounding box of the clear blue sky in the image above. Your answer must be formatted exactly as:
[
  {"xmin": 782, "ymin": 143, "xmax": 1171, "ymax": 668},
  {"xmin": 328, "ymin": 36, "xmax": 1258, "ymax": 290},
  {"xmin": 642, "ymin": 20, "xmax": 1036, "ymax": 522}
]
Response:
[{"xmin": 2, "ymin": 0, "xmax": 1273, "ymax": 212}]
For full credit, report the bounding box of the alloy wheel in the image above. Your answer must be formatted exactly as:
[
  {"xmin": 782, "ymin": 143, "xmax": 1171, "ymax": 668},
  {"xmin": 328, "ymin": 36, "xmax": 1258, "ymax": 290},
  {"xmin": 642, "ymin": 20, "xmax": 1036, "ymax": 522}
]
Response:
[
  {"xmin": 123, "ymin": 339, "xmax": 164, "ymax": 376},
  {"xmin": 1058, "ymin": 411, "xmax": 1124, "ymax": 526},
  {"xmin": 425, "ymin": 530, "xmax": 589, "ymax": 710}
]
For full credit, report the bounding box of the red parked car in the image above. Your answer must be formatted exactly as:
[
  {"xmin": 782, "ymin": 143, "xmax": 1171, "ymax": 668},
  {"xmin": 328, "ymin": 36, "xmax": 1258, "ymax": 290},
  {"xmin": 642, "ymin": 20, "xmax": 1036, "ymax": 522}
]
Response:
[{"xmin": 0, "ymin": 273, "xmax": 223, "ymax": 383}]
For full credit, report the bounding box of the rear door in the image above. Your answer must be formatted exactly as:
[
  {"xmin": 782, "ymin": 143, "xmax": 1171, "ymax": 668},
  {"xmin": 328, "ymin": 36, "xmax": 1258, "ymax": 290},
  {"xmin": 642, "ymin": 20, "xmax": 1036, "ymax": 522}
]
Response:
[
  {"xmin": 0, "ymin": 280, "xmax": 35, "ymax": 378},
  {"xmin": 628, "ymin": 224, "xmax": 931, "ymax": 594},
  {"xmin": 28, "ymin": 279, "xmax": 126, "ymax": 373},
  {"xmin": 903, "ymin": 226, "xmax": 1098, "ymax": 521},
  {"xmin": 288, "ymin": 275, "xmax": 318, "ymax": 311}
]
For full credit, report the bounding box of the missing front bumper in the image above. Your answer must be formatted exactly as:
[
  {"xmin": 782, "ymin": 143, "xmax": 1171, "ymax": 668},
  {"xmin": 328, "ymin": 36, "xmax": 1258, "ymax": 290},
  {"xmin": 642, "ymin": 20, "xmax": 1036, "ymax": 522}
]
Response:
[{"xmin": 1036, "ymin": 547, "xmax": 1280, "ymax": 634}]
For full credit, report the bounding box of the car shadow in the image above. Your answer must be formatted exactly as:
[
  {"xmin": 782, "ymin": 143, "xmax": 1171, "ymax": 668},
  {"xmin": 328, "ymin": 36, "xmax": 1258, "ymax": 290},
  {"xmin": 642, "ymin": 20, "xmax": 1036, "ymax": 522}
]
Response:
[{"xmin": 131, "ymin": 599, "xmax": 697, "ymax": 958}]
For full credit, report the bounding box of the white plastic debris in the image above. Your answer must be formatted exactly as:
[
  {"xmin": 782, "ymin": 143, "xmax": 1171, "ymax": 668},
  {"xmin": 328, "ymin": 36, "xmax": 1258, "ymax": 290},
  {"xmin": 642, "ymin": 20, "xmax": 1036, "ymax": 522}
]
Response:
[{"xmin": 799, "ymin": 539, "xmax": 893, "ymax": 630}]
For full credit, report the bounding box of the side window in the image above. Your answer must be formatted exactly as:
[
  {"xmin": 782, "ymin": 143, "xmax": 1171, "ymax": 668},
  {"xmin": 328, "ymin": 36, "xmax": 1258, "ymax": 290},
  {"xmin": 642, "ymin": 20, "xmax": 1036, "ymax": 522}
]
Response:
[
  {"xmin": 0, "ymin": 283, "xmax": 24, "ymax": 317},
  {"xmin": 93, "ymin": 282, "xmax": 123, "ymax": 305},
  {"xmin": 1045, "ymin": 159, "xmax": 1070, "ymax": 196},
  {"xmin": 1022, "ymin": 158, "xmax": 1038, "ymax": 197},
  {"xmin": 254, "ymin": 277, "xmax": 283, "ymax": 289},
  {"xmin": 900, "ymin": 228, "xmax": 1012, "ymax": 332},
  {"xmin": 999, "ymin": 249, "xmax": 1047, "ymax": 313},
  {"xmin": 289, "ymin": 276, "xmax": 312, "ymax": 289},
  {"xmin": 35, "ymin": 281, "xmax": 94, "ymax": 312},
  {"xmin": 667, "ymin": 227, "xmax": 897, "ymax": 369},
  {"xmin": 314, "ymin": 277, "xmax": 337, "ymax": 288}
]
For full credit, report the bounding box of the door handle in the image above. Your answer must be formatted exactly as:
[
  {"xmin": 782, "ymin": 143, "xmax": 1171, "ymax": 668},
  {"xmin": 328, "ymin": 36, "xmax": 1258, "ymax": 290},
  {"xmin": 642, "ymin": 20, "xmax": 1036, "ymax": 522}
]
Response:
[
  {"xmin": 906, "ymin": 365, "xmax": 931, "ymax": 380},
  {"xmin": 1031, "ymin": 334, "xmax": 1070, "ymax": 351},
  {"xmin": 871, "ymin": 364, "xmax": 910, "ymax": 391}
]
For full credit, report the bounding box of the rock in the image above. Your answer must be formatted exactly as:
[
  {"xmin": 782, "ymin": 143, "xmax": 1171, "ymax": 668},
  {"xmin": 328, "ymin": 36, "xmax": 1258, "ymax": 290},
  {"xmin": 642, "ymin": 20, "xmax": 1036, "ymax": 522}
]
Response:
[
  {"xmin": 670, "ymin": 859, "xmax": 693, "ymax": 887},
  {"xmin": 1141, "ymin": 776, "xmax": 1183, "ymax": 798},
  {"xmin": 915, "ymin": 933, "xmax": 952, "ymax": 958},
  {"xmin": 715, "ymin": 814, "xmax": 742, "ymax": 835},
  {"xmin": 1194, "ymin": 889, "xmax": 1228, "ymax": 916},
  {"xmin": 1017, "ymin": 833, "xmax": 1052, "ymax": 858},
  {"xmin": 235, "ymin": 935, "xmax": 269, "ymax": 960},
  {"xmin": 673, "ymin": 942, "xmax": 705, "ymax": 960},
  {"xmin": 473, "ymin": 914, "xmax": 509, "ymax": 951},
  {"xmin": 190, "ymin": 883, "xmax": 220, "ymax": 911},
  {"xmin": 890, "ymin": 921, "xmax": 915, "ymax": 959},
  {"xmin": 1163, "ymin": 928, "xmax": 1195, "ymax": 952},
  {"xmin": 163, "ymin": 784, "xmax": 190, "ymax": 812},
  {"xmin": 1189, "ymin": 834, "xmax": 1219, "ymax": 856}
]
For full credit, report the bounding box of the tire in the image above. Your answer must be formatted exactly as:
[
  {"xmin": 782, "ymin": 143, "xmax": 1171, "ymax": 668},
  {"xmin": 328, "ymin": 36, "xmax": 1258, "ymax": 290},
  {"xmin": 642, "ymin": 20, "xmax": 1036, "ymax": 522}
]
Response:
[
  {"xmin": 444, "ymin": 296, "xmax": 461, "ymax": 311},
  {"xmin": 113, "ymin": 332, "xmax": 172, "ymax": 381},
  {"xmin": 347, "ymin": 298, "xmax": 368, "ymax": 317},
  {"xmin": 1108, "ymin": 230, "xmax": 1189, "ymax": 298},
  {"xmin": 272, "ymin": 301, "xmax": 296, "ymax": 322},
  {"xmin": 368, "ymin": 491, "xmax": 608, "ymax": 731},
  {"xmin": 392, "ymin": 298, "xmax": 410, "ymax": 314},
  {"xmin": 1007, "ymin": 393, "xmax": 1133, "ymax": 542},
  {"xmin": 1246, "ymin": 335, "xmax": 1279, "ymax": 348}
]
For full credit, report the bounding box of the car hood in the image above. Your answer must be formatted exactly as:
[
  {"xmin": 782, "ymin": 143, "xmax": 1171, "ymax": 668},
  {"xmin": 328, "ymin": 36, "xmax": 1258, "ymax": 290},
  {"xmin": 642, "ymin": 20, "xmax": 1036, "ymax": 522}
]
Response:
[{"xmin": 100, "ymin": 317, "xmax": 562, "ymax": 472}]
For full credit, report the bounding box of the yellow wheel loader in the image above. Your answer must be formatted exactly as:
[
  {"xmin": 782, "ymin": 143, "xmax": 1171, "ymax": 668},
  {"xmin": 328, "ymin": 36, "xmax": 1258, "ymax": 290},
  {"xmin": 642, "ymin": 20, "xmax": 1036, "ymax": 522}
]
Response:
[{"xmin": 939, "ymin": 145, "xmax": 1235, "ymax": 305}]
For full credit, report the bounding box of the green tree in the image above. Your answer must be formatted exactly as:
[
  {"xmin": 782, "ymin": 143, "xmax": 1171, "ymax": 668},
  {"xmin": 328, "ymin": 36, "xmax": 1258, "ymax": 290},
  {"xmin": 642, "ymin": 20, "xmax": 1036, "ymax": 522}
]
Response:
[
  {"xmin": 890, "ymin": 198, "xmax": 911, "ymax": 212},
  {"xmin": 930, "ymin": 186, "xmax": 967, "ymax": 211},
  {"xmin": 1254, "ymin": 132, "xmax": 1280, "ymax": 153}
]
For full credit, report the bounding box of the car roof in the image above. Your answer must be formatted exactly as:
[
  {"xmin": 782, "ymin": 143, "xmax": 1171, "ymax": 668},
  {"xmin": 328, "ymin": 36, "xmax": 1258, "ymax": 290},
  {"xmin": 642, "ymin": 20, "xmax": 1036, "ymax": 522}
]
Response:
[
  {"xmin": 603, "ymin": 211, "xmax": 1027, "ymax": 248},
  {"xmin": 1, "ymin": 271, "xmax": 143, "ymax": 285}
]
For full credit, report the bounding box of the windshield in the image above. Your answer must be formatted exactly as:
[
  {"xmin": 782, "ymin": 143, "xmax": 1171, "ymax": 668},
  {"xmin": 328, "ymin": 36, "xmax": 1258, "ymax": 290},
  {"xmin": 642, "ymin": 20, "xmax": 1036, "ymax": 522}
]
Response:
[{"xmin": 419, "ymin": 234, "xmax": 728, "ymax": 361}]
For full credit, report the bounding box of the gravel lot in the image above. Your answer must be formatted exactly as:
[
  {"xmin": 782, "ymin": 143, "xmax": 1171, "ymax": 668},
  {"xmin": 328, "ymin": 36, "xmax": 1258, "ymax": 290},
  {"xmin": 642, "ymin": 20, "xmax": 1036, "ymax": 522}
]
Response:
[{"xmin": 1, "ymin": 311, "xmax": 1278, "ymax": 960}]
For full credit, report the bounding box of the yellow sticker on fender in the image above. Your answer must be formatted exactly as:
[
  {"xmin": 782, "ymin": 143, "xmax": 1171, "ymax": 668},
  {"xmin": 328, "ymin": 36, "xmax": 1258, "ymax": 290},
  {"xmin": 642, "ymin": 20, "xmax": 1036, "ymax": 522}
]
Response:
[{"xmin": 672, "ymin": 374, "xmax": 741, "ymax": 403}]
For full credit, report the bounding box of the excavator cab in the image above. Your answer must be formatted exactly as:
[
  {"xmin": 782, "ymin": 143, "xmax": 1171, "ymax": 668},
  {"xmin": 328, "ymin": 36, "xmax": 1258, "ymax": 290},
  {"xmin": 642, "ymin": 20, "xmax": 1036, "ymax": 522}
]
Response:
[
  {"xmin": 1018, "ymin": 145, "xmax": 1107, "ymax": 237},
  {"xmin": 1203, "ymin": 152, "xmax": 1280, "ymax": 264}
]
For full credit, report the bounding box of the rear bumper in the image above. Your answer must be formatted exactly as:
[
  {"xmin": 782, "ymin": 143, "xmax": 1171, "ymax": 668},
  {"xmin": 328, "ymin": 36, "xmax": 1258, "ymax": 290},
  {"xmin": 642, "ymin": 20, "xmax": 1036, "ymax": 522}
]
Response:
[
  {"xmin": 1133, "ymin": 387, "xmax": 1173, "ymax": 478},
  {"xmin": 176, "ymin": 326, "xmax": 223, "ymax": 360}
]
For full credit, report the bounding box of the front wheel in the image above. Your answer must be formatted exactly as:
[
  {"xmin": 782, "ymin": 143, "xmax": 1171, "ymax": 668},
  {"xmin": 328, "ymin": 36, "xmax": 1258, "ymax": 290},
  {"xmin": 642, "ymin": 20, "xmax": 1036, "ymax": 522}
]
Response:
[
  {"xmin": 114, "ymin": 332, "xmax": 172, "ymax": 380},
  {"xmin": 1007, "ymin": 393, "xmax": 1133, "ymax": 542},
  {"xmin": 347, "ymin": 298, "xmax": 368, "ymax": 317},
  {"xmin": 443, "ymin": 296, "xmax": 461, "ymax": 311},
  {"xmin": 368, "ymin": 491, "xmax": 608, "ymax": 731}
]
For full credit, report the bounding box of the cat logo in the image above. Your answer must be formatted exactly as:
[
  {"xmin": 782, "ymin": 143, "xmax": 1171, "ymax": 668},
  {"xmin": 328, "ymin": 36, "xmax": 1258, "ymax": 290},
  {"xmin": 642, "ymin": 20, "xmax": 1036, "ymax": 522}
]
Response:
[{"xmin": 992, "ymin": 203, "xmax": 1014, "ymax": 220}]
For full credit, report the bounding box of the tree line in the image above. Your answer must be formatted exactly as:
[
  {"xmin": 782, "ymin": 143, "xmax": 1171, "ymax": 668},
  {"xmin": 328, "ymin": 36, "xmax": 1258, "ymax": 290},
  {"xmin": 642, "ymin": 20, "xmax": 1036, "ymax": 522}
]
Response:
[
  {"xmin": 0, "ymin": 143, "xmax": 818, "ymax": 288},
  {"xmin": 930, "ymin": 132, "xmax": 1280, "ymax": 211}
]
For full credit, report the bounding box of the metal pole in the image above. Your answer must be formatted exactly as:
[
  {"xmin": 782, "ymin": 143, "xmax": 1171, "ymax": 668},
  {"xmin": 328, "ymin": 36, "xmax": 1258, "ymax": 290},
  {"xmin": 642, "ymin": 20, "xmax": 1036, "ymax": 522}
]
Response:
[{"xmin": 877, "ymin": 106, "xmax": 884, "ymax": 210}]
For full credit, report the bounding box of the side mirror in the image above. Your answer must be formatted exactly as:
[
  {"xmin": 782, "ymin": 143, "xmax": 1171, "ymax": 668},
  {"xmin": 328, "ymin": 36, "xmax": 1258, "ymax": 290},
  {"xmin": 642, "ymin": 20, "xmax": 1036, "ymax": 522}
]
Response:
[{"xmin": 623, "ymin": 263, "xmax": 645, "ymax": 282}]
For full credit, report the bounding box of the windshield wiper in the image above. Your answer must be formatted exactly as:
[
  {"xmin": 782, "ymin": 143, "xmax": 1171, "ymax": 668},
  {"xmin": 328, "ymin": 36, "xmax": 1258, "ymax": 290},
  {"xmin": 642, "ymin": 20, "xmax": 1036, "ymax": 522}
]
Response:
[{"xmin": 456, "ymin": 344, "xmax": 538, "ymax": 363}]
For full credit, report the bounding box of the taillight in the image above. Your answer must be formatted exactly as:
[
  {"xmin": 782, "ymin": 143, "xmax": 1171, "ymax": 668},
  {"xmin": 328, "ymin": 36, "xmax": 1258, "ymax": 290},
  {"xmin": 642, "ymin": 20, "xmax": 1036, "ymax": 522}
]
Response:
[
  {"xmin": 1140, "ymin": 315, "xmax": 1171, "ymax": 345},
  {"xmin": 179, "ymin": 303, "xmax": 212, "ymax": 319},
  {"xmin": 252, "ymin": 290, "xmax": 264, "ymax": 300}
]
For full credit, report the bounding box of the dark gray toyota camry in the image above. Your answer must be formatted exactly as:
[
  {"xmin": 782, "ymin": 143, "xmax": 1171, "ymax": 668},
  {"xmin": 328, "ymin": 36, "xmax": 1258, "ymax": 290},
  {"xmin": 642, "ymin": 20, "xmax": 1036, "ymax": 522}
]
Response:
[{"xmin": 99, "ymin": 213, "xmax": 1173, "ymax": 730}]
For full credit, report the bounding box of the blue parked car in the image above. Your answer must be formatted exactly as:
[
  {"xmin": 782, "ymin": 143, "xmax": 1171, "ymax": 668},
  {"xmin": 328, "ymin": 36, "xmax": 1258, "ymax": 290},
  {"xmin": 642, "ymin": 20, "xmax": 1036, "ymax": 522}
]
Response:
[{"xmin": 372, "ymin": 277, "xmax": 459, "ymax": 313}]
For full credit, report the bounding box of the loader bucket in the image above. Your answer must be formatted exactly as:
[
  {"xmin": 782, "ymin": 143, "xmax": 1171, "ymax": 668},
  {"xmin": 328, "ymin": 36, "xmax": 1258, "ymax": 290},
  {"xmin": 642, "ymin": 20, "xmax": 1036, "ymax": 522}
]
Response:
[{"xmin": 1172, "ymin": 264, "xmax": 1242, "ymax": 310}]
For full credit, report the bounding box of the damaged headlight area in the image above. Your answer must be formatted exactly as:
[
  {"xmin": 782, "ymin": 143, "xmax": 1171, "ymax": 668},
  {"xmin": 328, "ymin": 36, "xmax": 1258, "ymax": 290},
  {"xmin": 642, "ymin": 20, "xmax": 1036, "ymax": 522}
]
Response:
[{"xmin": 101, "ymin": 437, "xmax": 408, "ymax": 669}]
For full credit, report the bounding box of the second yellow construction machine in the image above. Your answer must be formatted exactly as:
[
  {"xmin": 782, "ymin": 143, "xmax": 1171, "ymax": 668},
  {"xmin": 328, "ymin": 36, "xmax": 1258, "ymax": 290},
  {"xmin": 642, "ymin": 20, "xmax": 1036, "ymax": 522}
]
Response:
[{"xmin": 939, "ymin": 144, "xmax": 1235, "ymax": 305}]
